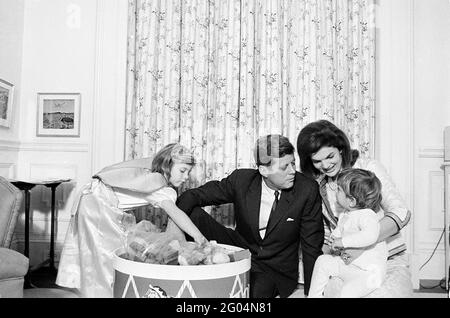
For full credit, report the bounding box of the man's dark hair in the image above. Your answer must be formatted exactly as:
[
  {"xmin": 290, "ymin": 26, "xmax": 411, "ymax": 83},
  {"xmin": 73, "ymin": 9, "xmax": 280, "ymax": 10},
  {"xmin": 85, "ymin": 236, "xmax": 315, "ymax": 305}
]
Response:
[{"xmin": 254, "ymin": 134, "xmax": 294, "ymax": 167}]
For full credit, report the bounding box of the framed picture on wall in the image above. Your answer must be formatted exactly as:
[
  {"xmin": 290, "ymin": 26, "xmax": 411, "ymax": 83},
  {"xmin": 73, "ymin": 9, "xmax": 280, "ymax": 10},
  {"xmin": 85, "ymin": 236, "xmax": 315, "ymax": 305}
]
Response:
[
  {"xmin": 36, "ymin": 93, "xmax": 81, "ymax": 137},
  {"xmin": 0, "ymin": 79, "xmax": 14, "ymax": 128}
]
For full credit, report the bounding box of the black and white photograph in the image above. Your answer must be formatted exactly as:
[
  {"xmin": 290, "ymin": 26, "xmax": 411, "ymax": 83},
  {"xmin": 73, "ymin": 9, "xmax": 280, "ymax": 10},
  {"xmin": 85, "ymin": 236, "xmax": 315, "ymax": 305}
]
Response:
[
  {"xmin": 0, "ymin": 78, "xmax": 14, "ymax": 128},
  {"xmin": 36, "ymin": 93, "xmax": 80, "ymax": 137},
  {"xmin": 0, "ymin": 0, "xmax": 449, "ymax": 305}
]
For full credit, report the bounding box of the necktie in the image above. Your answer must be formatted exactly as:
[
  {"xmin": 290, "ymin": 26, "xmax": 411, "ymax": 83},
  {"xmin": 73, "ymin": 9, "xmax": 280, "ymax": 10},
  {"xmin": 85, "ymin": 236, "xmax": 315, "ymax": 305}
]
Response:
[
  {"xmin": 259, "ymin": 190, "xmax": 280, "ymax": 236},
  {"xmin": 271, "ymin": 190, "xmax": 280, "ymax": 215}
]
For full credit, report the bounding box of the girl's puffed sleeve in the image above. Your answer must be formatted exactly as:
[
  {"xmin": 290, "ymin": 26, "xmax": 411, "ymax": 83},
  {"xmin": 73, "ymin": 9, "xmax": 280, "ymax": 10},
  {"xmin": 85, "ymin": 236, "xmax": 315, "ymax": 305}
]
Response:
[
  {"xmin": 362, "ymin": 159, "xmax": 411, "ymax": 231},
  {"xmin": 115, "ymin": 186, "xmax": 177, "ymax": 210},
  {"xmin": 146, "ymin": 187, "xmax": 178, "ymax": 207}
]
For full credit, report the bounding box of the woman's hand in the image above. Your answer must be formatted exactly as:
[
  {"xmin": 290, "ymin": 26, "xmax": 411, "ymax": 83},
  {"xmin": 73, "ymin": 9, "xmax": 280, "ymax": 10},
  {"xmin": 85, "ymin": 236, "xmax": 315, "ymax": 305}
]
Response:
[
  {"xmin": 331, "ymin": 235, "xmax": 356, "ymax": 264},
  {"xmin": 340, "ymin": 248, "xmax": 365, "ymax": 265},
  {"xmin": 338, "ymin": 217, "xmax": 398, "ymax": 265},
  {"xmin": 331, "ymin": 237, "xmax": 344, "ymax": 250},
  {"xmin": 324, "ymin": 235, "xmax": 334, "ymax": 247},
  {"xmin": 322, "ymin": 244, "xmax": 332, "ymax": 255}
]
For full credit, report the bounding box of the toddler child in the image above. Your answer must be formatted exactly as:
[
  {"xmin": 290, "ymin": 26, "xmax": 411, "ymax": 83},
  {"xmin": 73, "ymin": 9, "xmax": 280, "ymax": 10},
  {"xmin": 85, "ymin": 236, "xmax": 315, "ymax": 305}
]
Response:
[{"xmin": 308, "ymin": 168, "xmax": 387, "ymax": 298}]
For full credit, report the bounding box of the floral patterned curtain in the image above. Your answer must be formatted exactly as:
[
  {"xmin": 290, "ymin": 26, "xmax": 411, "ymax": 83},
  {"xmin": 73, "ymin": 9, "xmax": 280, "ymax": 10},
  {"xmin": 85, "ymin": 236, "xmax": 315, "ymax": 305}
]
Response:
[{"xmin": 126, "ymin": 0, "xmax": 375, "ymax": 226}]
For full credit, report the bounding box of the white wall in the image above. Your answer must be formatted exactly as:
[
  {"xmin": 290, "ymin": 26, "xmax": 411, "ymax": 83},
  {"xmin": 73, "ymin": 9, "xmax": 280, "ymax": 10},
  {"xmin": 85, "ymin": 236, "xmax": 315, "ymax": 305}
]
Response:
[
  {"xmin": 0, "ymin": 0, "xmax": 128, "ymax": 267},
  {"xmin": 413, "ymin": 0, "xmax": 450, "ymax": 282},
  {"xmin": 376, "ymin": 0, "xmax": 414, "ymax": 264},
  {"xmin": 377, "ymin": 0, "xmax": 450, "ymax": 286},
  {"xmin": 12, "ymin": 0, "xmax": 96, "ymax": 265},
  {"xmin": 0, "ymin": 0, "xmax": 25, "ymax": 177}
]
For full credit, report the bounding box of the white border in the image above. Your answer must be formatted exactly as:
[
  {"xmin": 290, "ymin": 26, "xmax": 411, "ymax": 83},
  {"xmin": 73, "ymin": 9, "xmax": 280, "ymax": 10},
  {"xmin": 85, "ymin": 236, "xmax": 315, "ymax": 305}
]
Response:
[
  {"xmin": 0, "ymin": 78, "xmax": 14, "ymax": 128},
  {"xmin": 36, "ymin": 93, "xmax": 81, "ymax": 137}
]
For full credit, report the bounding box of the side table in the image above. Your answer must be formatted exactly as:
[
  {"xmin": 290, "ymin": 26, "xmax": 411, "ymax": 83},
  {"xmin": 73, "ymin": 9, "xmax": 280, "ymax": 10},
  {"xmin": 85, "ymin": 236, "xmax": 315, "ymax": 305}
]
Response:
[{"xmin": 10, "ymin": 178, "xmax": 71, "ymax": 288}]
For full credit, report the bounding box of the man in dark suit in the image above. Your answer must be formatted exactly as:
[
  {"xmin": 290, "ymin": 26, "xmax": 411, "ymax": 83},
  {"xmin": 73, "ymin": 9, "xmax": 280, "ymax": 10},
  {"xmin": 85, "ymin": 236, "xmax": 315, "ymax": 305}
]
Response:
[{"xmin": 176, "ymin": 135, "xmax": 324, "ymax": 297}]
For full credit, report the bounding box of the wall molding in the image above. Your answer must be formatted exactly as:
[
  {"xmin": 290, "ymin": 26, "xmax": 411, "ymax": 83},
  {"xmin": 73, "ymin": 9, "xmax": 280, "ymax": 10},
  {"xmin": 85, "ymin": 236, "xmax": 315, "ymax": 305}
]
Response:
[
  {"xmin": 29, "ymin": 163, "xmax": 78, "ymax": 179},
  {"xmin": 428, "ymin": 170, "xmax": 445, "ymax": 231},
  {"xmin": 0, "ymin": 163, "xmax": 16, "ymax": 178},
  {"xmin": 0, "ymin": 139, "xmax": 20, "ymax": 151},
  {"xmin": 418, "ymin": 147, "xmax": 444, "ymax": 159},
  {"xmin": 417, "ymin": 241, "xmax": 445, "ymax": 252},
  {"xmin": 1, "ymin": 140, "xmax": 91, "ymax": 153},
  {"xmin": 19, "ymin": 141, "xmax": 89, "ymax": 153}
]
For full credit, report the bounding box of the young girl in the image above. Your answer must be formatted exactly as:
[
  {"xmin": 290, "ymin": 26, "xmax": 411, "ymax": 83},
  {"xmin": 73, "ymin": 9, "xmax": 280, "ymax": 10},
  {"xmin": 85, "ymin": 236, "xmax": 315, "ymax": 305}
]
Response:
[
  {"xmin": 308, "ymin": 168, "xmax": 388, "ymax": 298},
  {"xmin": 56, "ymin": 143, "xmax": 206, "ymax": 298}
]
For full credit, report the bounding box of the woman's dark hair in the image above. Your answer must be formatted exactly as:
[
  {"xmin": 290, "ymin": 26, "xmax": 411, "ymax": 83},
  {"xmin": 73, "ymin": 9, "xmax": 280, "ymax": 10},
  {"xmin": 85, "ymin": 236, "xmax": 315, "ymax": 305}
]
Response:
[
  {"xmin": 296, "ymin": 120, "xmax": 360, "ymax": 178},
  {"xmin": 254, "ymin": 134, "xmax": 294, "ymax": 166}
]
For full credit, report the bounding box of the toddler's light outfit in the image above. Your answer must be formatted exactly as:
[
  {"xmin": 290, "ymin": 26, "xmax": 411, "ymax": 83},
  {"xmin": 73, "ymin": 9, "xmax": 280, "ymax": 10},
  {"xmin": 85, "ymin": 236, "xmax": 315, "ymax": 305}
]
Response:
[{"xmin": 308, "ymin": 208, "xmax": 387, "ymax": 298}]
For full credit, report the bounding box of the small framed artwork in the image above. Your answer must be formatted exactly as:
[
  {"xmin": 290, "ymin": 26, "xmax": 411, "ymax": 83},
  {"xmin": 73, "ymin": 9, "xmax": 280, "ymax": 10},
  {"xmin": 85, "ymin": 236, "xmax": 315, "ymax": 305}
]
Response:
[
  {"xmin": 36, "ymin": 93, "xmax": 81, "ymax": 137},
  {"xmin": 0, "ymin": 79, "xmax": 14, "ymax": 128}
]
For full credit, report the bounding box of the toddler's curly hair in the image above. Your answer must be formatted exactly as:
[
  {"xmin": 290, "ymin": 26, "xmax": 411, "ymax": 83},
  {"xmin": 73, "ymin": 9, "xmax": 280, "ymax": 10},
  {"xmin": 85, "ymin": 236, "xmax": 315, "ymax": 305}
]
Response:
[{"xmin": 336, "ymin": 168, "xmax": 382, "ymax": 212}]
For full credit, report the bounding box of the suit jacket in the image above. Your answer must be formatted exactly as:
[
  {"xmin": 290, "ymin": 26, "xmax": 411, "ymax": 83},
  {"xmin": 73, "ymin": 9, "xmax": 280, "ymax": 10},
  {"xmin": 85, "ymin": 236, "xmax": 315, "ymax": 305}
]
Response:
[{"xmin": 176, "ymin": 169, "xmax": 324, "ymax": 296}]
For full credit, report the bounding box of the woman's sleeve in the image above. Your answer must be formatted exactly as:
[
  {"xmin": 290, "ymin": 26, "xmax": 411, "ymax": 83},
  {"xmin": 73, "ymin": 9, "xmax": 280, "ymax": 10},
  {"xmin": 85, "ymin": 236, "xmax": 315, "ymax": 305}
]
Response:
[
  {"xmin": 331, "ymin": 218, "xmax": 343, "ymax": 238},
  {"xmin": 365, "ymin": 160, "xmax": 411, "ymax": 230}
]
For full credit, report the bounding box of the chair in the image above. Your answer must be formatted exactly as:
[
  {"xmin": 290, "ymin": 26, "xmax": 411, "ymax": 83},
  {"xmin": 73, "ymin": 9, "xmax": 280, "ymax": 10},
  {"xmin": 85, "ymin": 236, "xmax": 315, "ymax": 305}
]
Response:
[{"xmin": 0, "ymin": 176, "xmax": 29, "ymax": 298}]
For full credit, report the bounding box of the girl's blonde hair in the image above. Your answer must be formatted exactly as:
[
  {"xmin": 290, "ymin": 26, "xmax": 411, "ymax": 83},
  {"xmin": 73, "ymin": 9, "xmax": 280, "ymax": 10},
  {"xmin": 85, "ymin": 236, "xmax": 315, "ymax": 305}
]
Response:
[{"xmin": 151, "ymin": 143, "xmax": 195, "ymax": 181}]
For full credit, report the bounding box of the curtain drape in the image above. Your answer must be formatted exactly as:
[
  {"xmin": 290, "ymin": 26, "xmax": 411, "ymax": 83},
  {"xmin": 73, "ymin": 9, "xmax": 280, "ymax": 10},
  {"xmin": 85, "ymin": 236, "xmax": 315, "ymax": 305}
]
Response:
[{"xmin": 125, "ymin": 0, "xmax": 376, "ymax": 226}]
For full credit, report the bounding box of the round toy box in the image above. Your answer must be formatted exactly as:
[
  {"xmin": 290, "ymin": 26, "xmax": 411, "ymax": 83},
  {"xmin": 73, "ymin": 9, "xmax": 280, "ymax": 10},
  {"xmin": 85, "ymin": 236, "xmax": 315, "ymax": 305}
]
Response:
[{"xmin": 112, "ymin": 244, "xmax": 251, "ymax": 298}]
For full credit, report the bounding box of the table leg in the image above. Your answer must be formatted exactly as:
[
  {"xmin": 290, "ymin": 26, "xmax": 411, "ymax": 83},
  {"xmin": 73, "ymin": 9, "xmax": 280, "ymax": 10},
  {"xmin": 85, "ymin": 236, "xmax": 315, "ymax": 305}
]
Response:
[
  {"xmin": 11, "ymin": 180, "xmax": 68, "ymax": 289},
  {"xmin": 23, "ymin": 189, "xmax": 33, "ymax": 289},
  {"xmin": 49, "ymin": 185, "xmax": 56, "ymax": 272},
  {"xmin": 24, "ymin": 190, "xmax": 30, "ymax": 258}
]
